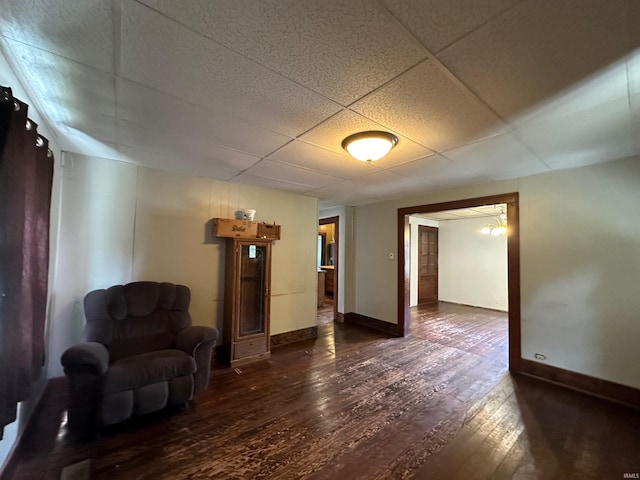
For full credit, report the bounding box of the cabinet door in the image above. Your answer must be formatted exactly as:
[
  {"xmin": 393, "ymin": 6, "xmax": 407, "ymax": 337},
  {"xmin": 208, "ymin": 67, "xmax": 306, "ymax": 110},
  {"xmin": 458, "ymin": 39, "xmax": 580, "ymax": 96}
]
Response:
[{"xmin": 237, "ymin": 243, "xmax": 269, "ymax": 337}]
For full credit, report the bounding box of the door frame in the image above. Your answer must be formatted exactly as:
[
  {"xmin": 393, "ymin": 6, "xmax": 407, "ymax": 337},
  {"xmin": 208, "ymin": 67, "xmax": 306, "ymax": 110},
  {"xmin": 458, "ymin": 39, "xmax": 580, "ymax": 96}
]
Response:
[
  {"xmin": 319, "ymin": 216, "xmax": 339, "ymax": 321},
  {"xmin": 397, "ymin": 193, "xmax": 520, "ymax": 371}
]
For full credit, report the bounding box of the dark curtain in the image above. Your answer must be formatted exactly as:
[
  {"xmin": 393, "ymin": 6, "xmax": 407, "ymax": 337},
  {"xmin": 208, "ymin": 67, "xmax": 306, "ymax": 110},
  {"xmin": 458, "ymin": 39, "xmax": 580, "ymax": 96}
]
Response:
[{"xmin": 0, "ymin": 86, "xmax": 54, "ymax": 439}]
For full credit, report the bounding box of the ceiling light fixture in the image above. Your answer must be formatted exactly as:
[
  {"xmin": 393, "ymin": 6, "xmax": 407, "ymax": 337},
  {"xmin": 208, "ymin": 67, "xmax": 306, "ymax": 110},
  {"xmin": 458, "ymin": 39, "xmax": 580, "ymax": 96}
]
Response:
[
  {"xmin": 481, "ymin": 208, "xmax": 507, "ymax": 236},
  {"xmin": 341, "ymin": 131, "xmax": 399, "ymax": 163}
]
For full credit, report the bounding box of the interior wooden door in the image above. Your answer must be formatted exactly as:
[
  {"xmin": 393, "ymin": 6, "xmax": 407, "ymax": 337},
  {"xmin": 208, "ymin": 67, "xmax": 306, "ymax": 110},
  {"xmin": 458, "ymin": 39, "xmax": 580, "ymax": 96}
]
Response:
[{"xmin": 418, "ymin": 225, "xmax": 438, "ymax": 305}]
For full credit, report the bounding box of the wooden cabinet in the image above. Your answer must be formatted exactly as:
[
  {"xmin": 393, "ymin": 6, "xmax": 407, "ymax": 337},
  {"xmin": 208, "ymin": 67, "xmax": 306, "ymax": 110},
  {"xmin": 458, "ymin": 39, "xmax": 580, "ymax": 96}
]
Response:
[
  {"xmin": 321, "ymin": 266, "xmax": 334, "ymax": 295},
  {"xmin": 317, "ymin": 270, "xmax": 326, "ymax": 307},
  {"xmin": 222, "ymin": 238, "xmax": 272, "ymax": 367}
]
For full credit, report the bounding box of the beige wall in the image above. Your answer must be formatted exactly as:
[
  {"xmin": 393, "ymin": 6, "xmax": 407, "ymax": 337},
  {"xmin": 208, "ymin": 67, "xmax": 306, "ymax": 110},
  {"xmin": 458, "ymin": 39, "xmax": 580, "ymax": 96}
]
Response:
[
  {"xmin": 353, "ymin": 157, "xmax": 640, "ymax": 389},
  {"xmin": 409, "ymin": 213, "xmax": 507, "ymax": 310},
  {"xmin": 319, "ymin": 206, "xmax": 356, "ymax": 314},
  {"xmin": 48, "ymin": 154, "xmax": 319, "ymax": 378},
  {"xmin": 438, "ymin": 216, "xmax": 508, "ymax": 311}
]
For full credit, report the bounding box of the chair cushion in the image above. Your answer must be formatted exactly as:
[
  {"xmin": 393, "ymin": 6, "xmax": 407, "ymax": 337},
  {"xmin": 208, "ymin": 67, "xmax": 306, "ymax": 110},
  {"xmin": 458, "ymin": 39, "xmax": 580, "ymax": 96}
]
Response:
[{"xmin": 101, "ymin": 349, "xmax": 196, "ymax": 396}]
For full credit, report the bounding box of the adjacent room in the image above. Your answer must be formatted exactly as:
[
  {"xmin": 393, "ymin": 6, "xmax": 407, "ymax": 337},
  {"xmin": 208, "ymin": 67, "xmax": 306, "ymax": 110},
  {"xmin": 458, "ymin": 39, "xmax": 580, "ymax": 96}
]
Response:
[{"xmin": 1, "ymin": 1, "xmax": 640, "ymax": 478}]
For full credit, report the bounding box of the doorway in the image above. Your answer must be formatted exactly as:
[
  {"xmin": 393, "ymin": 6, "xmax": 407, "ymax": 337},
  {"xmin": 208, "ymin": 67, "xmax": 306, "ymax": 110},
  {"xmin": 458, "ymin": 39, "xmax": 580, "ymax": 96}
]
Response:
[
  {"xmin": 318, "ymin": 216, "xmax": 339, "ymax": 322},
  {"xmin": 417, "ymin": 225, "xmax": 438, "ymax": 305},
  {"xmin": 397, "ymin": 193, "xmax": 521, "ymax": 371}
]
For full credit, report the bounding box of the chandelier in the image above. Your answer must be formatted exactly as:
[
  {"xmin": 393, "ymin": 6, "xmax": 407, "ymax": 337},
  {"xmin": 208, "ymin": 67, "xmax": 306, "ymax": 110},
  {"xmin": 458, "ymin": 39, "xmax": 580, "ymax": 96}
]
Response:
[{"xmin": 481, "ymin": 209, "xmax": 507, "ymax": 236}]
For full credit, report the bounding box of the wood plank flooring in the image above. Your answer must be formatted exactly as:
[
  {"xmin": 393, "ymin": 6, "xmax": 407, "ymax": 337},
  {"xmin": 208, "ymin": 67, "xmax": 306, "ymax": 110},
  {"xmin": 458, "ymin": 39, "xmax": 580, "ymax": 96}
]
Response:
[{"xmin": 4, "ymin": 303, "xmax": 640, "ymax": 479}]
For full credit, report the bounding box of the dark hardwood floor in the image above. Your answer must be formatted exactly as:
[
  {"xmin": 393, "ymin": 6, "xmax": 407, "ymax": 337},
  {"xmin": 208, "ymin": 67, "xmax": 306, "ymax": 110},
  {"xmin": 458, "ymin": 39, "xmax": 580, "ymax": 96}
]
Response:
[
  {"xmin": 4, "ymin": 303, "xmax": 640, "ymax": 479},
  {"xmin": 317, "ymin": 294, "xmax": 334, "ymax": 325}
]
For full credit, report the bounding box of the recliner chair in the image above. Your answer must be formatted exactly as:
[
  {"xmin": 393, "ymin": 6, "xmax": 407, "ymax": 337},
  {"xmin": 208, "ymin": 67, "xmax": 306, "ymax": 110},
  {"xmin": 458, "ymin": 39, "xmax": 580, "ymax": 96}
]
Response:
[{"xmin": 61, "ymin": 281, "xmax": 218, "ymax": 438}]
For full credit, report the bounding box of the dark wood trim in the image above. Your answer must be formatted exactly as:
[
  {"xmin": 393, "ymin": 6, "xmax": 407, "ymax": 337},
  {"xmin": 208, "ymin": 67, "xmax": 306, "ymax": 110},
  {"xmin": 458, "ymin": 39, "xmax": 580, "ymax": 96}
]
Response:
[
  {"xmin": 519, "ymin": 359, "xmax": 640, "ymax": 409},
  {"xmin": 397, "ymin": 193, "xmax": 521, "ymax": 371},
  {"xmin": 319, "ymin": 216, "xmax": 339, "ymax": 322},
  {"xmin": 397, "ymin": 193, "xmax": 519, "ymax": 217},
  {"xmin": 437, "ymin": 300, "xmax": 507, "ymax": 313},
  {"xmin": 398, "ymin": 213, "xmax": 411, "ymax": 336},
  {"xmin": 344, "ymin": 312, "xmax": 404, "ymax": 337},
  {"xmin": 271, "ymin": 326, "xmax": 318, "ymax": 347},
  {"xmin": 506, "ymin": 195, "xmax": 521, "ymax": 370}
]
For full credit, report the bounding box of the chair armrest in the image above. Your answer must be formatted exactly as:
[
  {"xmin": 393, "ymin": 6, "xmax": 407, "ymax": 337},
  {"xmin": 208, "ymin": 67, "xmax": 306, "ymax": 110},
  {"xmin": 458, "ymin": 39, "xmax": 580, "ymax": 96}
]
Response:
[
  {"xmin": 175, "ymin": 326, "xmax": 218, "ymax": 355},
  {"xmin": 61, "ymin": 342, "xmax": 110, "ymax": 376},
  {"xmin": 176, "ymin": 326, "xmax": 218, "ymax": 394}
]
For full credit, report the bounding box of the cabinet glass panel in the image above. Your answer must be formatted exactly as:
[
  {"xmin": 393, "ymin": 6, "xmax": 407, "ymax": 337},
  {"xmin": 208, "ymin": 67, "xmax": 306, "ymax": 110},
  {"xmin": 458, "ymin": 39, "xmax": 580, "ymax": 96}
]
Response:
[{"xmin": 238, "ymin": 244, "xmax": 266, "ymax": 337}]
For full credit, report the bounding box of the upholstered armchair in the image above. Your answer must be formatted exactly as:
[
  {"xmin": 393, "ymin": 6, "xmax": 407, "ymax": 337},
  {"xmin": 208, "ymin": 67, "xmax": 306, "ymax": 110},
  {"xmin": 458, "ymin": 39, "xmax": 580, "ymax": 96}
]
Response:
[{"xmin": 61, "ymin": 281, "xmax": 218, "ymax": 438}]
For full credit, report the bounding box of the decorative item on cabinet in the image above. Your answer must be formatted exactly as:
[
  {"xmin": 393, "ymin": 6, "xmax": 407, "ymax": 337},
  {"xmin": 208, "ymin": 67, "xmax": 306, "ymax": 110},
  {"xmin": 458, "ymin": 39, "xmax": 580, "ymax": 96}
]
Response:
[
  {"xmin": 213, "ymin": 218, "xmax": 280, "ymax": 367},
  {"xmin": 257, "ymin": 222, "xmax": 281, "ymax": 240},
  {"xmin": 212, "ymin": 218, "xmax": 280, "ymax": 240}
]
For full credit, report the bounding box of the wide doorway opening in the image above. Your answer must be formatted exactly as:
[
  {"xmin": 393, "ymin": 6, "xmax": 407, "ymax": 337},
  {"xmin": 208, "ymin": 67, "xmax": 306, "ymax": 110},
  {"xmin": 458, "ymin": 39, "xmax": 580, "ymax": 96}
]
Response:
[{"xmin": 397, "ymin": 193, "xmax": 521, "ymax": 371}]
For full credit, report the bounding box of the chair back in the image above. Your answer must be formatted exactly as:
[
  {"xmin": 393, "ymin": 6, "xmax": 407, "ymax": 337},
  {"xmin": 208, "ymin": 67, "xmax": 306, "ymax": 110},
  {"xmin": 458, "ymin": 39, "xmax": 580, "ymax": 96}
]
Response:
[{"xmin": 83, "ymin": 281, "xmax": 192, "ymax": 362}]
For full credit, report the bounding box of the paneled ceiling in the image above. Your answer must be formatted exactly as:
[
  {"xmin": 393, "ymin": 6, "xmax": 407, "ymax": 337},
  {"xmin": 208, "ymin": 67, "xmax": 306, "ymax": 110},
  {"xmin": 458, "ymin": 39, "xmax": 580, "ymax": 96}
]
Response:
[
  {"xmin": 415, "ymin": 204, "xmax": 506, "ymax": 221},
  {"xmin": 1, "ymin": 0, "xmax": 639, "ymax": 208}
]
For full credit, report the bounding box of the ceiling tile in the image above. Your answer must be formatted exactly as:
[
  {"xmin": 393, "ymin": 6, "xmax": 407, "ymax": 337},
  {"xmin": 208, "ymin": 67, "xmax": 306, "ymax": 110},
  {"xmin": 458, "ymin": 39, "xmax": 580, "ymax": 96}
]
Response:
[
  {"xmin": 515, "ymin": 97, "xmax": 635, "ymax": 169},
  {"xmin": 349, "ymin": 170, "xmax": 440, "ymax": 200},
  {"xmin": 120, "ymin": 0, "xmax": 341, "ymax": 137},
  {"xmin": 418, "ymin": 211, "xmax": 459, "ymax": 220},
  {"xmin": 268, "ymin": 140, "xmax": 383, "ymax": 180},
  {"xmin": 300, "ymin": 109, "xmax": 434, "ymax": 167},
  {"xmin": 437, "ymin": 0, "xmax": 632, "ymax": 119},
  {"xmin": 231, "ymin": 173, "xmax": 313, "ymax": 195},
  {"xmin": 380, "ymin": 0, "xmax": 521, "ymax": 54},
  {"xmin": 117, "ymin": 120, "xmax": 261, "ymax": 173},
  {"xmin": 415, "ymin": 203, "xmax": 507, "ymax": 221},
  {"xmin": 389, "ymin": 154, "xmax": 491, "ymax": 188},
  {"xmin": 55, "ymin": 133, "xmax": 125, "ymax": 163},
  {"xmin": 138, "ymin": 0, "xmax": 428, "ymax": 106},
  {"xmin": 351, "ymin": 59, "xmax": 505, "ymax": 152},
  {"xmin": 118, "ymin": 81, "xmax": 292, "ymax": 157},
  {"xmin": 509, "ymin": 59, "xmax": 630, "ymax": 127},
  {"xmin": 442, "ymin": 133, "xmax": 548, "ymax": 180},
  {"xmin": 307, "ymin": 180, "xmax": 382, "ymax": 206},
  {"xmin": 59, "ymin": 106, "xmax": 116, "ymax": 144},
  {"xmin": 117, "ymin": 144, "xmax": 240, "ymax": 181},
  {"xmin": 242, "ymin": 159, "xmax": 342, "ymax": 189},
  {"xmin": 2, "ymin": 39, "xmax": 116, "ymax": 120},
  {"xmin": 0, "ymin": 0, "xmax": 114, "ymax": 72}
]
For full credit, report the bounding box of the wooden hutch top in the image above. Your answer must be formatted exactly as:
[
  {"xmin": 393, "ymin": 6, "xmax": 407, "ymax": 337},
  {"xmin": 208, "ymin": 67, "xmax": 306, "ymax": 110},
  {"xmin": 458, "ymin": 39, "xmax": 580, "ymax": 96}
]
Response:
[{"xmin": 212, "ymin": 218, "xmax": 281, "ymax": 240}]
